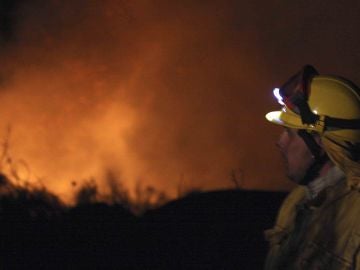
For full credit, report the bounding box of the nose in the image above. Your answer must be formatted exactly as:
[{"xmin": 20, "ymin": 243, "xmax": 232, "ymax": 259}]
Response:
[{"xmin": 276, "ymin": 130, "xmax": 288, "ymax": 151}]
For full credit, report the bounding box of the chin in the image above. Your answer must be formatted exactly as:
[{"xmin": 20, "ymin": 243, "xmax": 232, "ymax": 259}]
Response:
[{"xmin": 286, "ymin": 171, "xmax": 303, "ymax": 184}]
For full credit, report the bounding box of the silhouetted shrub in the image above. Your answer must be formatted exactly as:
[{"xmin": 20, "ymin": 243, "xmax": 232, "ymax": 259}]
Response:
[
  {"xmin": 74, "ymin": 178, "xmax": 99, "ymax": 205},
  {"xmin": 0, "ymin": 170, "xmax": 287, "ymax": 269}
]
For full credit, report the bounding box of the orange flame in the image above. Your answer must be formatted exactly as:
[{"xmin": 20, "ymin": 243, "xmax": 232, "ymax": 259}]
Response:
[{"xmin": 0, "ymin": 0, "xmax": 291, "ymax": 203}]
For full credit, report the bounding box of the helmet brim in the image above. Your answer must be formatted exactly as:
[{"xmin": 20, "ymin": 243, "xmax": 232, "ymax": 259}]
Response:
[{"xmin": 265, "ymin": 110, "xmax": 307, "ymax": 130}]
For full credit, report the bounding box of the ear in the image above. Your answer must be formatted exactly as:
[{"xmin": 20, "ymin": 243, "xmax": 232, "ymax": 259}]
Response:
[
  {"xmin": 316, "ymin": 136, "xmax": 327, "ymax": 156},
  {"xmin": 311, "ymin": 132, "xmax": 325, "ymax": 149},
  {"xmin": 315, "ymin": 135, "xmax": 323, "ymax": 147}
]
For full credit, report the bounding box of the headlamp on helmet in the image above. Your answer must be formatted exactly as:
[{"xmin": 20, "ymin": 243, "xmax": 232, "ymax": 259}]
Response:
[{"xmin": 268, "ymin": 65, "xmax": 360, "ymax": 134}]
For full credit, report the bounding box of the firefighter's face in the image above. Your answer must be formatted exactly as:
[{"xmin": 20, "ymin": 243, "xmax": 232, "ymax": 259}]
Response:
[{"xmin": 277, "ymin": 128, "xmax": 315, "ymax": 184}]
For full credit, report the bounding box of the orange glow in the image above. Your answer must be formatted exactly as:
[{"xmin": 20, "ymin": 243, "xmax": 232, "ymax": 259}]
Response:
[{"xmin": 0, "ymin": 0, "xmax": 294, "ymax": 203}]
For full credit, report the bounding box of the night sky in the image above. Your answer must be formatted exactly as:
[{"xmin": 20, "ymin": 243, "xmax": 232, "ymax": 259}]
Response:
[{"xmin": 0, "ymin": 0, "xmax": 360, "ymax": 202}]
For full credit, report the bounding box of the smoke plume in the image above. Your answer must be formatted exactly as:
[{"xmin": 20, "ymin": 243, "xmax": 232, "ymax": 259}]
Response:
[{"xmin": 1, "ymin": 0, "xmax": 359, "ymax": 202}]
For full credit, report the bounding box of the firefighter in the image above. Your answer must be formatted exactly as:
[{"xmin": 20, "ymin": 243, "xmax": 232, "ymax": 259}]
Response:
[{"xmin": 264, "ymin": 65, "xmax": 360, "ymax": 269}]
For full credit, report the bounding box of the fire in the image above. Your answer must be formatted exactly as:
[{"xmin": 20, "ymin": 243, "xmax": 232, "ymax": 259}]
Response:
[{"xmin": 0, "ymin": 0, "xmax": 291, "ymax": 204}]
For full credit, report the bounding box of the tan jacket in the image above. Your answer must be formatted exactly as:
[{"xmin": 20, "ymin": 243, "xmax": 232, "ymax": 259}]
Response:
[{"xmin": 264, "ymin": 178, "xmax": 360, "ymax": 269}]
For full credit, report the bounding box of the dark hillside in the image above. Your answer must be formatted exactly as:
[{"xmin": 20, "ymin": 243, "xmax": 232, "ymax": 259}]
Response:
[
  {"xmin": 140, "ymin": 190, "xmax": 286, "ymax": 269},
  {"xmin": 0, "ymin": 175, "xmax": 286, "ymax": 269}
]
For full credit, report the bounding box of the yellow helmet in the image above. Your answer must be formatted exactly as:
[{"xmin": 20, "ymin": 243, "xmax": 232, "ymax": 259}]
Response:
[{"xmin": 266, "ymin": 65, "xmax": 360, "ymax": 147}]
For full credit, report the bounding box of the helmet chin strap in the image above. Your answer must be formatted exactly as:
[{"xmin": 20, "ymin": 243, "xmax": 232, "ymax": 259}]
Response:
[{"xmin": 297, "ymin": 130, "xmax": 329, "ymax": 185}]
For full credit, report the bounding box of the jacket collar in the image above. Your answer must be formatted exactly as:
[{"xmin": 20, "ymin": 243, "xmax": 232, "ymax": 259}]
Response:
[{"xmin": 306, "ymin": 166, "xmax": 345, "ymax": 200}]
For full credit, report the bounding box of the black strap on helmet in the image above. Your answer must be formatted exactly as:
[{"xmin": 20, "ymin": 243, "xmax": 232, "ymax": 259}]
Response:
[
  {"xmin": 300, "ymin": 153, "xmax": 329, "ymax": 186},
  {"xmin": 280, "ymin": 65, "xmax": 318, "ymax": 113},
  {"xmin": 297, "ymin": 129, "xmax": 329, "ymax": 185},
  {"xmin": 322, "ymin": 76, "xmax": 360, "ymax": 129},
  {"xmin": 297, "ymin": 130, "xmax": 322, "ymax": 159},
  {"xmin": 281, "ymin": 65, "xmax": 360, "ymax": 130},
  {"xmin": 297, "ymin": 103, "xmax": 360, "ymax": 129},
  {"xmin": 292, "ymin": 92, "xmax": 320, "ymax": 125},
  {"xmin": 324, "ymin": 117, "xmax": 360, "ymax": 129}
]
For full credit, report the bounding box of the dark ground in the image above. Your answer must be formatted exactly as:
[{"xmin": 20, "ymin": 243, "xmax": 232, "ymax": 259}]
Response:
[{"xmin": 0, "ymin": 174, "xmax": 286, "ymax": 270}]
